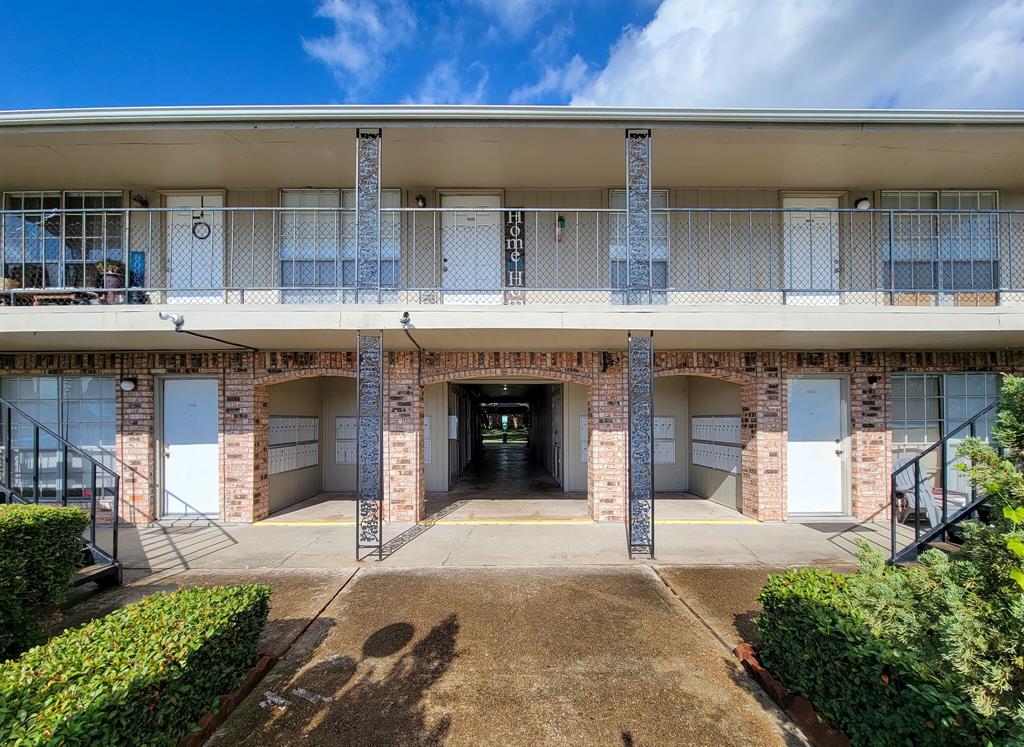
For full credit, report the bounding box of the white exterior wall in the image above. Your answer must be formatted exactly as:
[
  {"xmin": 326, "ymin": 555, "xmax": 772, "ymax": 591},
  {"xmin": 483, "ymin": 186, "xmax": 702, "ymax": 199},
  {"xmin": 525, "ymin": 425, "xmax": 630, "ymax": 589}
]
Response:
[{"xmin": 653, "ymin": 376, "xmax": 689, "ymax": 491}]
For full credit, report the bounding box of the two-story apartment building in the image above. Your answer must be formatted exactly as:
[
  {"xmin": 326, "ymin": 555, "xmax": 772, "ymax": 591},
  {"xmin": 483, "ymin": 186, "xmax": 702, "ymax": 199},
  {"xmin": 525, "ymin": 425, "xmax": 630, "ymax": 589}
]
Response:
[{"xmin": 1, "ymin": 105, "xmax": 1022, "ymax": 558}]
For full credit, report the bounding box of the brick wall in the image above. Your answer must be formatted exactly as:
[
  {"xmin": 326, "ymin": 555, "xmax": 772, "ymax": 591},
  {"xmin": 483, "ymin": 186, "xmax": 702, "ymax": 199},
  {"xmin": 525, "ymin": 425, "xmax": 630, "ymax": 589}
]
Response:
[{"xmin": 1, "ymin": 348, "xmax": 1020, "ymax": 525}]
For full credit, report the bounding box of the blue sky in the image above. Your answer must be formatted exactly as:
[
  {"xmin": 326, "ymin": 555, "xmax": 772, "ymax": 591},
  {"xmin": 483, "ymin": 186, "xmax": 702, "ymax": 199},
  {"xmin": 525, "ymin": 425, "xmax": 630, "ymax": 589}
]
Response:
[{"xmin": 2, "ymin": 0, "xmax": 1023, "ymax": 110}]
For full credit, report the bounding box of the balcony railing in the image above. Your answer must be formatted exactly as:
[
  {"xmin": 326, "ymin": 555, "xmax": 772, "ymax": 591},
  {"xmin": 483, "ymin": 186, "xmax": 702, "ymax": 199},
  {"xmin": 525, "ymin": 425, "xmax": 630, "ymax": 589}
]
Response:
[{"xmin": 1, "ymin": 206, "xmax": 1022, "ymax": 306}]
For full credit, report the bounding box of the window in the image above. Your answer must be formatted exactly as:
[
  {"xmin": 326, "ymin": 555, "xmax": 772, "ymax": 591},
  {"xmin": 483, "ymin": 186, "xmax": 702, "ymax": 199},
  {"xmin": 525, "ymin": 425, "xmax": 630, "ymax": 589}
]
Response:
[
  {"xmin": 1, "ymin": 376, "xmax": 116, "ymax": 502},
  {"xmin": 279, "ymin": 188, "xmax": 401, "ymax": 303},
  {"xmin": 891, "ymin": 372, "xmax": 999, "ymax": 495},
  {"xmin": 3, "ymin": 191, "xmax": 123, "ymax": 288},
  {"xmin": 881, "ymin": 191, "xmax": 998, "ymax": 293},
  {"xmin": 609, "ymin": 189, "xmax": 669, "ymax": 302}
]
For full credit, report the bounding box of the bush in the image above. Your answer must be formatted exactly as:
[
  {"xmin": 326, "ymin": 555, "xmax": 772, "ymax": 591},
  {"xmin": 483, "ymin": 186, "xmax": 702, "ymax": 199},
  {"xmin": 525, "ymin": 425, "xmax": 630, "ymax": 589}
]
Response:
[
  {"xmin": 0, "ymin": 504, "xmax": 90, "ymax": 658},
  {"xmin": 758, "ymin": 547, "xmax": 1023, "ymax": 746},
  {"xmin": 0, "ymin": 584, "xmax": 271, "ymax": 746},
  {"xmin": 758, "ymin": 564, "xmax": 996, "ymax": 746}
]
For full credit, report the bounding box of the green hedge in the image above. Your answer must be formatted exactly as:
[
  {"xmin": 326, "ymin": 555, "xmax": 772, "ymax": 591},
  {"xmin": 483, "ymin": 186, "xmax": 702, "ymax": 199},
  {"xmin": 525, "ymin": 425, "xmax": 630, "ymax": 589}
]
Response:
[
  {"xmin": 0, "ymin": 504, "xmax": 91, "ymax": 658},
  {"xmin": 758, "ymin": 568, "xmax": 1004, "ymax": 746},
  {"xmin": 0, "ymin": 584, "xmax": 271, "ymax": 746}
]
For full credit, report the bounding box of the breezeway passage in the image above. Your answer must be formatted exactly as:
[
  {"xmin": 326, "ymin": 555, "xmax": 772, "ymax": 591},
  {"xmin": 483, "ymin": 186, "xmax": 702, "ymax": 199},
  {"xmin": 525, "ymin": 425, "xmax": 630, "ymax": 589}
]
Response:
[{"xmin": 206, "ymin": 567, "xmax": 807, "ymax": 746}]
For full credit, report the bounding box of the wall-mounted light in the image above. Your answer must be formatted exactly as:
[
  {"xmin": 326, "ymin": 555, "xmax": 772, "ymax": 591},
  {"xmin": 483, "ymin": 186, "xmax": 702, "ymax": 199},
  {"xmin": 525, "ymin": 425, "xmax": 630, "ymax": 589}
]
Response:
[
  {"xmin": 415, "ymin": 194, "xmax": 427, "ymax": 208},
  {"xmin": 119, "ymin": 377, "xmax": 138, "ymax": 392},
  {"xmin": 855, "ymin": 198, "xmax": 872, "ymax": 210},
  {"xmin": 867, "ymin": 375, "xmax": 879, "ymax": 388},
  {"xmin": 131, "ymin": 193, "xmax": 149, "ymax": 208}
]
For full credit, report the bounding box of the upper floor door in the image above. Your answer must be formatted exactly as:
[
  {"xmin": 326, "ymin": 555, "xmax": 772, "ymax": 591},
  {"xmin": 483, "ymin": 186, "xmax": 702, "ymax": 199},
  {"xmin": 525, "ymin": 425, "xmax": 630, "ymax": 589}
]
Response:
[
  {"xmin": 166, "ymin": 193, "xmax": 224, "ymax": 303},
  {"xmin": 441, "ymin": 194, "xmax": 502, "ymax": 304},
  {"xmin": 782, "ymin": 196, "xmax": 840, "ymax": 304}
]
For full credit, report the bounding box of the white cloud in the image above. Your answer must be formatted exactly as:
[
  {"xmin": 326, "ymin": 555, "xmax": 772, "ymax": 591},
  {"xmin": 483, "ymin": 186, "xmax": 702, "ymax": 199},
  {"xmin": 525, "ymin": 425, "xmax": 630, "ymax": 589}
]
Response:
[
  {"xmin": 571, "ymin": 0, "xmax": 1024, "ymax": 108},
  {"xmin": 469, "ymin": 0, "xmax": 554, "ymax": 39},
  {"xmin": 510, "ymin": 55, "xmax": 590, "ymax": 103},
  {"xmin": 406, "ymin": 60, "xmax": 490, "ymax": 104},
  {"xmin": 303, "ymin": 0, "xmax": 416, "ymax": 86}
]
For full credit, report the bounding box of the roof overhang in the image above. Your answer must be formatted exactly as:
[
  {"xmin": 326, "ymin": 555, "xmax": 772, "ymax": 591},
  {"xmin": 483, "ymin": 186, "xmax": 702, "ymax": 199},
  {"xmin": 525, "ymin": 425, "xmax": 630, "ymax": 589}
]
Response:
[
  {"xmin": 0, "ymin": 305, "xmax": 1021, "ymax": 353},
  {"xmin": 4, "ymin": 104, "xmax": 1024, "ymax": 130}
]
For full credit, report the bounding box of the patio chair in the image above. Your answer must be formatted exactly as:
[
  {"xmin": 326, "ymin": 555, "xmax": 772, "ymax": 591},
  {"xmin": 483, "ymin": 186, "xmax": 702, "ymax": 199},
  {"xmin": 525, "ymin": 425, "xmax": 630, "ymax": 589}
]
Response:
[{"xmin": 888, "ymin": 457, "xmax": 942, "ymax": 528}]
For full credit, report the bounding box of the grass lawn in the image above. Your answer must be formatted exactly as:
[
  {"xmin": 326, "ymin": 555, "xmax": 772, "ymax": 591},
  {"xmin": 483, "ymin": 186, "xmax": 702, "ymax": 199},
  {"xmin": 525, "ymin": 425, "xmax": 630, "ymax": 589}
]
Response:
[{"xmin": 482, "ymin": 427, "xmax": 529, "ymax": 443}]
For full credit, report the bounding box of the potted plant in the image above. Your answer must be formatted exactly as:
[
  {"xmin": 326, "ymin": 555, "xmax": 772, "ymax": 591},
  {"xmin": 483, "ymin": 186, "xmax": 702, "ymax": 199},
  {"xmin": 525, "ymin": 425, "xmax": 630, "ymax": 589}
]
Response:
[
  {"xmin": 98, "ymin": 260, "xmax": 125, "ymax": 290},
  {"xmin": 1, "ymin": 267, "xmax": 22, "ymax": 292}
]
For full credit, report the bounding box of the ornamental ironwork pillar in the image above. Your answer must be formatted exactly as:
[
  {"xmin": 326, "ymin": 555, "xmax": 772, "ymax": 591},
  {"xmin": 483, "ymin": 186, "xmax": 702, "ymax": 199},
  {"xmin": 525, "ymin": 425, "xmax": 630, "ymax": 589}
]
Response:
[
  {"xmin": 627, "ymin": 332, "xmax": 654, "ymax": 558},
  {"xmin": 356, "ymin": 129, "xmax": 382, "ymax": 302},
  {"xmin": 356, "ymin": 331, "xmax": 384, "ymax": 560},
  {"xmin": 625, "ymin": 129, "xmax": 652, "ymax": 305}
]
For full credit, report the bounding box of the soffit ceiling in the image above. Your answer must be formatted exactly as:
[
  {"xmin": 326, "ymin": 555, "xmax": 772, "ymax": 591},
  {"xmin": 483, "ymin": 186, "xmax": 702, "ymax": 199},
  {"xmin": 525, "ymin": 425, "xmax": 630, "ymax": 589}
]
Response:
[{"xmin": 2, "ymin": 124, "xmax": 1023, "ymax": 191}]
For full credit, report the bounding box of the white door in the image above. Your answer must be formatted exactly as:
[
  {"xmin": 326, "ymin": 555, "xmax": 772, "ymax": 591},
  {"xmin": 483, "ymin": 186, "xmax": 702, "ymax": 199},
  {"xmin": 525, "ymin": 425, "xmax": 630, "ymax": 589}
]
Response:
[
  {"xmin": 782, "ymin": 197, "xmax": 840, "ymax": 305},
  {"xmin": 166, "ymin": 194, "xmax": 225, "ymax": 303},
  {"xmin": 787, "ymin": 377, "xmax": 845, "ymax": 514},
  {"xmin": 162, "ymin": 379, "xmax": 219, "ymax": 516},
  {"xmin": 441, "ymin": 194, "xmax": 502, "ymax": 304}
]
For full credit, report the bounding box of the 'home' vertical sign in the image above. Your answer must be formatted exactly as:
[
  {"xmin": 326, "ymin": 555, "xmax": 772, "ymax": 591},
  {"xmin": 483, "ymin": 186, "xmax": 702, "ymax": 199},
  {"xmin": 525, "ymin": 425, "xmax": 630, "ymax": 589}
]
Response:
[{"xmin": 504, "ymin": 209, "xmax": 525, "ymax": 305}]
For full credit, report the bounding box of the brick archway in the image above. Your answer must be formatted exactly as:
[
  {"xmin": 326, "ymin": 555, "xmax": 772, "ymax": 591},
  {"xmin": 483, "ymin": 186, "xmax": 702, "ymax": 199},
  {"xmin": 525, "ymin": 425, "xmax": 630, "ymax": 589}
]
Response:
[
  {"xmin": 250, "ymin": 369, "xmax": 358, "ymax": 523},
  {"xmin": 422, "ymin": 352, "xmax": 624, "ymax": 523},
  {"xmin": 653, "ymin": 356, "xmax": 780, "ymax": 521}
]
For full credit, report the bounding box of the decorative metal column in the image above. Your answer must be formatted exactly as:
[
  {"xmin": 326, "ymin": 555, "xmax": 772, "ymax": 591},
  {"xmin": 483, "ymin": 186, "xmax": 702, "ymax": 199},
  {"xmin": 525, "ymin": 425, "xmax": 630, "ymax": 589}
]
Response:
[
  {"xmin": 356, "ymin": 331, "xmax": 384, "ymax": 560},
  {"xmin": 355, "ymin": 129, "xmax": 382, "ymax": 302},
  {"xmin": 627, "ymin": 332, "xmax": 654, "ymax": 558},
  {"xmin": 625, "ymin": 129, "xmax": 652, "ymax": 305}
]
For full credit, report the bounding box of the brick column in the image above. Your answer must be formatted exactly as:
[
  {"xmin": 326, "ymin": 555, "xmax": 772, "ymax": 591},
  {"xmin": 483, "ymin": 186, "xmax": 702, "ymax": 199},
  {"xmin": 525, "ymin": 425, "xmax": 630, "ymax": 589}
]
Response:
[
  {"xmin": 224, "ymin": 353, "xmax": 261, "ymax": 523},
  {"xmin": 850, "ymin": 353, "xmax": 888, "ymax": 520},
  {"xmin": 383, "ymin": 351, "xmax": 423, "ymax": 523},
  {"xmin": 116, "ymin": 355, "xmax": 155, "ymax": 524},
  {"xmin": 589, "ymin": 352, "xmax": 628, "ymax": 522},
  {"xmin": 742, "ymin": 353, "xmax": 784, "ymax": 520}
]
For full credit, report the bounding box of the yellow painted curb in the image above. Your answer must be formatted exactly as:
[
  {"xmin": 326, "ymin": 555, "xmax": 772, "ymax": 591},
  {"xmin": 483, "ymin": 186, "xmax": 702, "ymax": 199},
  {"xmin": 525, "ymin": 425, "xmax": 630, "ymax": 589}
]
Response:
[
  {"xmin": 254, "ymin": 520, "xmax": 356, "ymax": 526},
  {"xmin": 655, "ymin": 519, "xmax": 759, "ymax": 525},
  {"xmin": 428, "ymin": 518, "xmax": 593, "ymax": 526}
]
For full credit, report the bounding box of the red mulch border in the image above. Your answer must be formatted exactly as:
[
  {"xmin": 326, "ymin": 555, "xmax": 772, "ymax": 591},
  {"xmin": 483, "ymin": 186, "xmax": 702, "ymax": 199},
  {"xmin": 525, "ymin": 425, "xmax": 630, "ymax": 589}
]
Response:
[
  {"xmin": 178, "ymin": 653, "xmax": 278, "ymax": 747},
  {"xmin": 734, "ymin": 643, "xmax": 851, "ymax": 747}
]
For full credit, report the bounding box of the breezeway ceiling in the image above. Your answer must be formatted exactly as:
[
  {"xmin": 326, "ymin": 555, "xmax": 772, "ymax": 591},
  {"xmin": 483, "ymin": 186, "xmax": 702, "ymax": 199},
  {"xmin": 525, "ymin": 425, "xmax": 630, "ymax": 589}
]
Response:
[{"xmin": 3, "ymin": 123, "xmax": 1024, "ymax": 191}]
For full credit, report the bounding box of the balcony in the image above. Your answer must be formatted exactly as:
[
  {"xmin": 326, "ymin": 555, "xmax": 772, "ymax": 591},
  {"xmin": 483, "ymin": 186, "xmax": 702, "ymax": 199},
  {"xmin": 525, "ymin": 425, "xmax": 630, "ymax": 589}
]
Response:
[{"xmin": 1, "ymin": 206, "xmax": 1022, "ymax": 308}]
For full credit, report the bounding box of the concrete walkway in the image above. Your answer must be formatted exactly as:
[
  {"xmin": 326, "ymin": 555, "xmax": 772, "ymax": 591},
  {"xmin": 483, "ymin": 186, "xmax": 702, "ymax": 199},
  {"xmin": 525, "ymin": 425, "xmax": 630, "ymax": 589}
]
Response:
[
  {"xmin": 197, "ymin": 566, "xmax": 810, "ymax": 746},
  {"xmin": 101, "ymin": 518, "xmax": 879, "ymax": 580}
]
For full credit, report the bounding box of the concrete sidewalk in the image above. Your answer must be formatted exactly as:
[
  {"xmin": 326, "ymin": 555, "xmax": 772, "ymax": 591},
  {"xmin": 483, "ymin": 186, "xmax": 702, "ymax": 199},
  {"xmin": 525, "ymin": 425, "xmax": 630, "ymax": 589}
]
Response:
[
  {"xmin": 205, "ymin": 566, "xmax": 809, "ymax": 746},
  {"xmin": 102, "ymin": 518, "xmax": 880, "ymax": 580}
]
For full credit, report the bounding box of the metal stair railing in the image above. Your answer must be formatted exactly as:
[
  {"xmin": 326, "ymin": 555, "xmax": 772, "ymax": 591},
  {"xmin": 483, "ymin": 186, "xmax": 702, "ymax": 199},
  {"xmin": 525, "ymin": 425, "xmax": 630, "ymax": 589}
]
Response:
[
  {"xmin": 0, "ymin": 396, "xmax": 120, "ymax": 580},
  {"xmin": 890, "ymin": 401, "xmax": 996, "ymax": 564}
]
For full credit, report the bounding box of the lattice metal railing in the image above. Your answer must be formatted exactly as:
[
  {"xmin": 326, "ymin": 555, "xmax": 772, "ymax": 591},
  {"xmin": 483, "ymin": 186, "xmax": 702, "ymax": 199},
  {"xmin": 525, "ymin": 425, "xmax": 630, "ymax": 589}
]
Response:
[{"xmin": 1, "ymin": 206, "xmax": 1021, "ymax": 306}]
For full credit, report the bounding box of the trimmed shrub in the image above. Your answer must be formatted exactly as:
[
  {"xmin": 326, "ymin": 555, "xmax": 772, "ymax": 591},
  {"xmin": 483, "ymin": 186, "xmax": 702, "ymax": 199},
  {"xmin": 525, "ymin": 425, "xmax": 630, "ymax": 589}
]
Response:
[
  {"xmin": 0, "ymin": 584, "xmax": 271, "ymax": 746},
  {"xmin": 0, "ymin": 504, "xmax": 90, "ymax": 658},
  {"xmin": 758, "ymin": 558, "xmax": 1019, "ymax": 746}
]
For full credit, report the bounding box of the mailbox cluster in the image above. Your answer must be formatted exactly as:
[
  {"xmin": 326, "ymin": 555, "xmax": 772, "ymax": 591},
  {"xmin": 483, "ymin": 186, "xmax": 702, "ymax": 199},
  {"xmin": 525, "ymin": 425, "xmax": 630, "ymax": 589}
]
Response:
[
  {"xmin": 336, "ymin": 416, "xmax": 358, "ymax": 464},
  {"xmin": 269, "ymin": 416, "xmax": 320, "ymax": 475},
  {"xmin": 691, "ymin": 416, "xmax": 741, "ymax": 474}
]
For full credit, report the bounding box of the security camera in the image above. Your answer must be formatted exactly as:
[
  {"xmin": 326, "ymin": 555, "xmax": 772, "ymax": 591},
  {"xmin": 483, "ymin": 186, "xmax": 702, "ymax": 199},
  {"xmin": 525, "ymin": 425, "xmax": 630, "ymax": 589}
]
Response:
[
  {"xmin": 400, "ymin": 311, "xmax": 411, "ymax": 328},
  {"xmin": 158, "ymin": 311, "xmax": 185, "ymax": 332}
]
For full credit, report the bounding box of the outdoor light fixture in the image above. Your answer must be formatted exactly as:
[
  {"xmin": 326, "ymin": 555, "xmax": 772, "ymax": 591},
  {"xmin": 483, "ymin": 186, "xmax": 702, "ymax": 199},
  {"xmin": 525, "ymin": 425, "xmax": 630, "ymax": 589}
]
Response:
[
  {"xmin": 855, "ymin": 198, "xmax": 872, "ymax": 210},
  {"xmin": 158, "ymin": 311, "xmax": 185, "ymax": 332},
  {"xmin": 119, "ymin": 378, "xmax": 137, "ymax": 392},
  {"xmin": 415, "ymin": 194, "xmax": 427, "ymax": 208},
  {"xmin": 131, "ymin": 193, "xmax": 149, "ymax": 208}
]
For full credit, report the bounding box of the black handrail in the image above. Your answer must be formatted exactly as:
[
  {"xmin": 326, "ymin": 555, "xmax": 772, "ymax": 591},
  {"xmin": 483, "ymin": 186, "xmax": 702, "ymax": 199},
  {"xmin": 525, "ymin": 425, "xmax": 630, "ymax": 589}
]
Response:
[
  {"xmin": 890, "ymin": 401, "xmax": 997, "ymax": 564},
  {"xmin": 0, "ymin": 396, "xmax": 120, "ymax": 568}
]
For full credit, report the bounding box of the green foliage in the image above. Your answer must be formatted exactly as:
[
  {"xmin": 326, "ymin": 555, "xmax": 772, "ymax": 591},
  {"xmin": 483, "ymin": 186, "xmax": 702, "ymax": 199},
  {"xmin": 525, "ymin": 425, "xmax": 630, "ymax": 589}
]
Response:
[
  {"xmin": 993, "ymin": 374, "xmax": 1024, "ymax": 460},
  {"xmin": 0, "ymin": 504, "xmax": 90, "ymax": 659},
  {"xmin": 0, "ymin": 584, "xmax": 270, "ymax": 746},
  {"xmin": 758, "ymin": 542, "xmax": 1024, "ymax": 746}
]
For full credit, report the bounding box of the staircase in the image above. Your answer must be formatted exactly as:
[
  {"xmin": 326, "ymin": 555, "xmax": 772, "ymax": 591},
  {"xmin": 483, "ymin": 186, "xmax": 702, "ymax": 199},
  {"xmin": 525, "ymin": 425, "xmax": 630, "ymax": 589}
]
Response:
[
  {"xmin": 0, "ymin": 397, "xmax": 121, "ymax": 586},
  {"xmin": 889, "ymin": 401, "xmax": 996, "ymax": 565}
]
